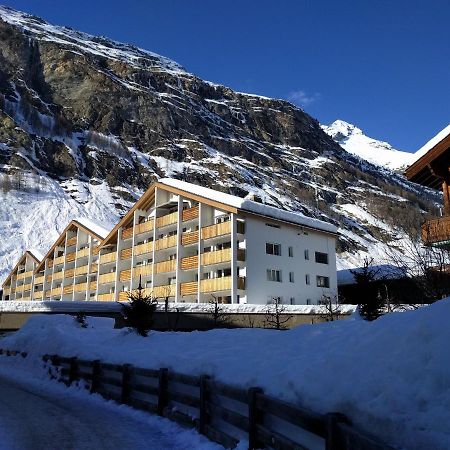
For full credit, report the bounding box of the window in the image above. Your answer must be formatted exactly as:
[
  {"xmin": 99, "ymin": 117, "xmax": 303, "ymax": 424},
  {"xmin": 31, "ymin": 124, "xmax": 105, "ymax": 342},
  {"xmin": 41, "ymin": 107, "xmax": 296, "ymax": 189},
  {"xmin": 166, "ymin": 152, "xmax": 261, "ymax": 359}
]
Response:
[
  {"xmin": 306, "ymin": 298, "xmax": 311, "ymax": 305},
  {"xmin": 265, "ymin": 223, "xmax": 280, "ymax": 229},
  {"xmin": 305, "ymin": 274, "xmax": 310, "ymax": 285},
  {"xmin": 267, "ymin": 295, "xmax": 283, "ymax": 304},
  {"xmin": 315, "ymin": 252, "xmax": 329, "ymax": 264},
  {"xmin": 316, "ymin": 276, "xmax": 330, "ymax": 288},
  {"xmin": 289, "ymin": 272, "xmax": 295, "ymax": 283},
  {"xmin": 290, "ymin": 297, "xmax": 295, "ymax": 305},
  {"xmin": 266, "ymin": 243, "xmax": 281, "ymax": 256},
  {"xmin": 216, "ymin": 215, "xmax": 230, "ymax": 224},
  {"xmin": 288, "ymin": 246, "xmax": 294, "ymax": 257},
  {"xmin": 304, "ymin": 249, "xmax": 309, "ymax": 260},
  {"xmin": 267, "ymin": 269, "xmax": 282, "ymax": 282}
]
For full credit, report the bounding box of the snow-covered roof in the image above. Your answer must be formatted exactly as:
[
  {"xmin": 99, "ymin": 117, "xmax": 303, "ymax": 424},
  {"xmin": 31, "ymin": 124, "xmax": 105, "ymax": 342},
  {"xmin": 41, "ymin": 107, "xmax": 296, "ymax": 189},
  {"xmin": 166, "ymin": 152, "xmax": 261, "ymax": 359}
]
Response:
[
  {"xmin": 74, "ymin": 217, "xmax": 110, "ymax": 240},
  {"xmin": 159, "ymin": 178, "xmax": 337, "ymax": 234},
  {"xmin": 337, "ymin": 264, "xmax": 406, "ymax": 286},
  {"xmin": 413, "ymin": 123, "xmax": 450, "ymax": 162},
  {"xmin": 28, "ymin": 249, "xmax": 45, "ymax": 262}
]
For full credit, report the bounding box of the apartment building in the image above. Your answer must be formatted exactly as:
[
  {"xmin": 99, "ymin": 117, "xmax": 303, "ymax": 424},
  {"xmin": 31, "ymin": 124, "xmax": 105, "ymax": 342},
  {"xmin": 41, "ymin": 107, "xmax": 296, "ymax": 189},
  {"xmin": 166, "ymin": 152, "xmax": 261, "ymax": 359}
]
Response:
[
  {"xmin": 25, "ymin": 219, "xmax": 108, "ymax": 302},
  {"xmin": 1, "ymin": 179, "xmax": 338, "ymax": 304},
  {"xmin": 2, "ymin": 250, "xmax": 42, "ymax": 301}
]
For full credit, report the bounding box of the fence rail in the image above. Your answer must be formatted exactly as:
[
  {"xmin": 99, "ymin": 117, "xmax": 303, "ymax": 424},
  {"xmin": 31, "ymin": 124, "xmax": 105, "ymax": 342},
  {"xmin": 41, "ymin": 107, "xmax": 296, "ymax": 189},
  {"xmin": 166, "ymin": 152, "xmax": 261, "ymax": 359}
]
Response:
[{"xmin": 0, "ymin": 349, "xmax": 396, "ymax": 450}]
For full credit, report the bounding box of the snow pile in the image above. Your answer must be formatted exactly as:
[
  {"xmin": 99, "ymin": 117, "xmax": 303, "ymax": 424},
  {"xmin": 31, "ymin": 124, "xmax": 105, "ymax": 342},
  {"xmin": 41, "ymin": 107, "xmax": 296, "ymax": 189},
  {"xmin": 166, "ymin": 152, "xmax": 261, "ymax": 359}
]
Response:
[
  {"xmin": 3, "ymin": 301, "xmax": 450, "ymax": 449},
  {"xmin": 322, "ymin": 120, "xmax": 415, "ymax": 171}
]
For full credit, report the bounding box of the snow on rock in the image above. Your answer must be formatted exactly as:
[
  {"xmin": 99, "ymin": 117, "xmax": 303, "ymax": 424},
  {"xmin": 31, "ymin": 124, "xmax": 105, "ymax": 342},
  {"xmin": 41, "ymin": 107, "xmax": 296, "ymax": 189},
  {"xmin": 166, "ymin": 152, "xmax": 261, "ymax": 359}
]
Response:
[
  {"xmin": 322, "ymin": 120, "xmax": 415, "ymax": 171},
  {"xmin": 3, "ymin": 301, "xmax": 450, "ymax": 449}
]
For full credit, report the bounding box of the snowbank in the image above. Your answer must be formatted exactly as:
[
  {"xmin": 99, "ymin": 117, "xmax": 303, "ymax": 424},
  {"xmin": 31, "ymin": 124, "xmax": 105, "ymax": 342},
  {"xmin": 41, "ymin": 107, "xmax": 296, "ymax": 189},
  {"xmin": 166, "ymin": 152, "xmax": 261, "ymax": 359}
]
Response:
[{"xmin": 3, "ymin": 301, "xmax": 450, "ymax": 449}]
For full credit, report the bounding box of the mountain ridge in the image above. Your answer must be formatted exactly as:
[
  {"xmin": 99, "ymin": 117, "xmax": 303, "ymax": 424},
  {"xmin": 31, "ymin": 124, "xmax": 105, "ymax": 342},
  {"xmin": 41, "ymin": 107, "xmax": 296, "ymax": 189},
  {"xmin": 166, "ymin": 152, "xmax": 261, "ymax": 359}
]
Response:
[{"xmin": 0, "ymin": 6, "xmax": 440, "ymax": 283}]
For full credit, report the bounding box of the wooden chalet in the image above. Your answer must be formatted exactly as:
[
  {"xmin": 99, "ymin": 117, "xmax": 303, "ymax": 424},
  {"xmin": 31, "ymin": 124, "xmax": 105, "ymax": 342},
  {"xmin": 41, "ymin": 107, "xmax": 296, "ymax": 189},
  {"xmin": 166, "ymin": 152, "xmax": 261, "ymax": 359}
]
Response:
[{"xmin": 405, "ymin": 125, "xmax": 450, "ymax": 246}]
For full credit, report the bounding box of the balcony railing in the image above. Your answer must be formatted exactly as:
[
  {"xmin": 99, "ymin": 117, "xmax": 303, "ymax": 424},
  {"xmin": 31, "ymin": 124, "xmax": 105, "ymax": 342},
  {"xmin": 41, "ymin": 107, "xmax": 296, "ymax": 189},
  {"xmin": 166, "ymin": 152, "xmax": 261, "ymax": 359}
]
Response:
[
  {"xmin": 123, "ymin": 219, "xmax": 154, "ymax": 239},
  {"xmin": 182, "ymin": 205, "xmax": 199, "ymax": 222},
  {"xmin": 33, "ymin": 291, "xmax": 44, "ymax": 299},
  {"xmin": 34, "ymin": 275, "xmax": 45, "ymax": 285},
  {"xmin": 180, "ymin": 276, "xmax": 246, "ymax": 296},
  {"xmin": 16, "ymin": 270, "xmax": 33, "ymax": 281},
  {"xmin": 181, "ymin": 230, "xmax": 198, "ymax": 246},
  {"xmin": 155, "ymin": 235, "xmax": 177, "ymax": 251},
  {"xmin": 201, "ymin": 221, "xmax": 231, "ymax": 240},
  {"xmin": 422, "ymin": 216, "xmax": 450, "ymax": 246},
  {"xmin": 156, "ymin": 211, "xmax": 178, "ymax": 228},
  {"xmin": 155, "ymin": 259, "xmax": 176, "ymax": 274},
  {"xmin": 100, "ymin": 251, "xmax": 117, "ymax": 264},
  {"xmin": 97, "ymin": 293, "xmax": 115, "ymax": 301},
  {"xmin": 76, "ymin": 248, "xmax": 90, "ymax": 259},
  {"xmin": 67, "ymin": 236, "xmax": 77, "ymax": 246},
  {"xmin": 98, "ymin": 272, "xmax": 116, "ymax": 285}
]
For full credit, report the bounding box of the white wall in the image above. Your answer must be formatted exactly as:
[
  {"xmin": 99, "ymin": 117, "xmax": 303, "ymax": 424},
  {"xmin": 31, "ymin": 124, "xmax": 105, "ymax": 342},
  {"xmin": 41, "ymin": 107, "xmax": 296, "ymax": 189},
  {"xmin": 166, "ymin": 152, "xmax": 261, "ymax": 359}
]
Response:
[{"xmin": 244, "ymin": 215, "xmax": 337, "ymax": 305}]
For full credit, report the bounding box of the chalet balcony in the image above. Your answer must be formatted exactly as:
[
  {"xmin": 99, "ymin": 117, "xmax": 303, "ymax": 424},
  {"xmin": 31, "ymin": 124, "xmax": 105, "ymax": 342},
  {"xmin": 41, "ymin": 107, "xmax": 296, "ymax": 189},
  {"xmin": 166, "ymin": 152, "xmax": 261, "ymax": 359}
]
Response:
[
  {"xmin": 16, "ymin": 270, "xmax": 33, "ymax": 281},
  {"xmin": 34, "ymin": 275, "xmax": 45, "ymax": 285},
  {"xmin": 98, "ymin": 272, "xmax": 116, "ymax": 285},
  {"xmin": 67, "ymin": 236, "xmax": 77, "ymax": 246},
  {"xmin": 100, "ymin": 251, "xmax": 117, "ymax": 264},
  {"xmin": 97, "ymin": 293, "xmax": 115, "ymax": 301},
  {"xmin": 422, "ymin": 216, "xmax": 450, "ymax": 247},
  {"xmin": 180, "ymin": 276, "xmax": 246, "ymax": 296},
  {"xmin": 33, "ymin": 291, "xmax": 44, "ymax": 299}
]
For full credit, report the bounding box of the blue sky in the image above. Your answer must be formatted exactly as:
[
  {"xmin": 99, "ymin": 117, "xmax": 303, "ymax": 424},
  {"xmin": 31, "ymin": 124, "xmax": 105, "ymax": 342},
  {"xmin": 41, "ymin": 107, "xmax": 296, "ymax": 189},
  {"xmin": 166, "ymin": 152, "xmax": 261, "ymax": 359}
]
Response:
[{"xmin": 6, "ymin": 0, "xmax": 449, "ymax": 152}]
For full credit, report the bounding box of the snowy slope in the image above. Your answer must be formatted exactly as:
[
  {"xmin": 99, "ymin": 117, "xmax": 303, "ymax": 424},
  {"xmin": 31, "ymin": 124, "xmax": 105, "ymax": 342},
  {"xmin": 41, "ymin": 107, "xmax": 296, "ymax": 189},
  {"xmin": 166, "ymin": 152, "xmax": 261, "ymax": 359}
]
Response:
[
  {"xmin": 3, "ymin": 301, "xmax": 450, "ymax": 449},
  {"xmin": 322, "ymin": 120, "xmax": 416, "ymax": 171}
]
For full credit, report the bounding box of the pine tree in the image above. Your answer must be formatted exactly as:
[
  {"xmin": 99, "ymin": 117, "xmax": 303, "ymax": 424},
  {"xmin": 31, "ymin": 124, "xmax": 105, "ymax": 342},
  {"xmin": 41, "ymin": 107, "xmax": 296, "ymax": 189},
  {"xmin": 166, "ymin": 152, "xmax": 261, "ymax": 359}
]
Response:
[
  {"xmin": 350, "ymin": 258, "xmax": 385, "ymax": 321},
  {"xmin": 121, "ymin": 277, "xmax": 158, "ymax": 336}
]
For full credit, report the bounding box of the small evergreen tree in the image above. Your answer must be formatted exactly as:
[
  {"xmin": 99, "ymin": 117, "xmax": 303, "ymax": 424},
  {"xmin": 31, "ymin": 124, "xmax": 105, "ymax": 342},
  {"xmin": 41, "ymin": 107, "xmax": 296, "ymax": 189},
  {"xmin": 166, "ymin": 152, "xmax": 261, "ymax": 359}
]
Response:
[
  {"xmin": 351, "ymin": 258, "xmax": 385, "ymax": 321},
  {"xmin": 74, "ymin": 312, "xmax": 88, "ymax": 328},
  {"xmin": 121, "ymin": 277, "xmax": 157, "ymax": 336}
]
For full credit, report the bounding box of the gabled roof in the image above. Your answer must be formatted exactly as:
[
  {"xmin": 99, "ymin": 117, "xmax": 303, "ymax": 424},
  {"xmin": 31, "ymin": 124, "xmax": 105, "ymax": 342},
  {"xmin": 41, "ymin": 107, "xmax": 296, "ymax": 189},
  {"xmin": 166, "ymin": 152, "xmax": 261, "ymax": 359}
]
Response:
[
  {"xmin": 405, "ymin": 124, "xmax": 450, "ymax": 189},
  {"xmin": 2, "ymin": 250, "xmax": 41, "ymax": 287},
  {"xmin": 101, "ymin": 178, "xmax": 337, "ymax": 246},
  {"xmin": 35, "ymin": 219, "xmax": 110, "ymax": 272}
]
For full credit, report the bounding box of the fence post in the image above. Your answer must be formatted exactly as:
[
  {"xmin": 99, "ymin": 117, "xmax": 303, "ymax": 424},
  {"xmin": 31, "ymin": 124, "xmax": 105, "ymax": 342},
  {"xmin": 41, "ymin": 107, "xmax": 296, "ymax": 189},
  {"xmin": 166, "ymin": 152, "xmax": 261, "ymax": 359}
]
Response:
[
  {"xmin": 121, "ymin": 364, "xmax": 132, "ymax": 404},
  {"xmin": 157, "ymin": 368, "xmax": 169, "ymax": 416},
  {"xmin": 68, "ymin": 357, "xmax": 78, "ymax": 384},
  {"xmin": 325, "ymin": 412, "xmax": 349, "ymax": 450},
  {"xmin": 248, "ymin": 387, "xmax": 263, "ymax": 450},
  {"xmin": 199, "ymin": 375, "xmax": 211, "ymax": 435},
  {"xmin": 91, "ymin": 360, "xmax": 101, "ymax": 394}
]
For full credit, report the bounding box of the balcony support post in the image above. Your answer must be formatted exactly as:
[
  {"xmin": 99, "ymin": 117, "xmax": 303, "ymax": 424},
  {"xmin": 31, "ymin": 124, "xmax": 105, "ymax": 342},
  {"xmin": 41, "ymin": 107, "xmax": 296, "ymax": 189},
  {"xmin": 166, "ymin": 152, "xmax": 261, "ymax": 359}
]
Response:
[
  {"xmin": 231, "ymin": 213, "xmax": 238, "ymax": 304},
  {"xmin": 443, "ymin": 179, "xmax": 450, "ymax": 216}
]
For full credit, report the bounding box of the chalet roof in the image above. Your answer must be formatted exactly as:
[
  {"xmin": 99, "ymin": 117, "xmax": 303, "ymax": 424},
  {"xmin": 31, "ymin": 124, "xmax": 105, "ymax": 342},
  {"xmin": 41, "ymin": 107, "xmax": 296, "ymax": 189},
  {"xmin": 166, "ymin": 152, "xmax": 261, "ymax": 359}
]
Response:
[
  {"xmin": 35, "ymin": 219, "xmax": 111, "ymax": 272},
  {"xmin": 337, "ymin": 264, "xmax": 406, "ymax": 286},
  {"xmin": 2, "ymin": 250, "xmax": 41, "ymax": 287},
  {"xmin": 101, "ymin": 178, "xmax": 337, "ymax": 246},
  {"xmin": 405, "ymin": 124, "xmax": 450, "ymax": 189}
]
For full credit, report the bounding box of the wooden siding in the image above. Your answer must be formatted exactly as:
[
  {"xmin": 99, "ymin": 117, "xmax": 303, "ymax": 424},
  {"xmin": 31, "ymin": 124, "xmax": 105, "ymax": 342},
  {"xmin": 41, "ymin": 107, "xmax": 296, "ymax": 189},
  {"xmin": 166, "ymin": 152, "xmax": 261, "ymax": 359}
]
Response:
[
  {"xmin": 100, "ymin": 251, "xmax": 116, "ymax": 264},
  {"xmin": 182, "ymin": 205, "xmax": 199, "ymax": 222},
  {"xmin": 422, "ymin": 216, "xmax": 450, "ymax": 245},
  {"xmin": 201, "ymin": 221, "xmax": 231, "ymax": 240}
]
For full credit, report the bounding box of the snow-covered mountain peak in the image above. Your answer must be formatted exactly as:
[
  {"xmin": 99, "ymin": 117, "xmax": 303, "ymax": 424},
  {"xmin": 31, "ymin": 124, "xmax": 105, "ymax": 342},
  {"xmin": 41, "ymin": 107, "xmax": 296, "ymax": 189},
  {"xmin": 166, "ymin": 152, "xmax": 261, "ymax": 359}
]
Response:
[
  {"xmin": 322, "ymin": 120, "xmax": 415, "ymax": 171},
  {"xmin": 0, "ymin": 6, "xmax": 186, "ymax": 74}
]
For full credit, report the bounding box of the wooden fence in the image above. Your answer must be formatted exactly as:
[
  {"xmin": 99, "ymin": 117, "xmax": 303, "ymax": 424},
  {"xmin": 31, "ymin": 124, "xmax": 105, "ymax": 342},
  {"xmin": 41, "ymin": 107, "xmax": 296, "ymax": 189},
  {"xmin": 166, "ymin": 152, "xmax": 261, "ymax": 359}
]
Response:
[{"xmin": 0, "ymin": 349, "xmax": 396, "ymax": 450}]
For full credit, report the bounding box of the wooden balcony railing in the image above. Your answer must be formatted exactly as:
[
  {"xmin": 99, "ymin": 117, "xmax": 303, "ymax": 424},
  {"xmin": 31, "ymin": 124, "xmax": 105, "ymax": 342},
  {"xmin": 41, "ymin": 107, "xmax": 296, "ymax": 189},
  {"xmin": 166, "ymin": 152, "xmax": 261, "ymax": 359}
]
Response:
[
  {"xmin": 181, "ymin": 276, "xmax": 246, "ymax": 295},
  {"xmin": 3, "ymin": 288, "xmax": 10, "ymax": 295},
  {"xmin": 16, "ymin": 270, "xmax": 33, "ymax": 281},
  {"xmin": 155, "ymin": 235, "xmax": 177, "ymax": 251},
  {"xmin": 156, "ymin": 211, "xmax": 178, "ymax": 228},
  {"xmin": 33, "ymin": 291, "xmax": 44, "ymax": 299},
  {"xmin": 54, "ymin": 254, "xmax": 65, "ymax": 266},
  {"xmin": 21, "ymin": 295, "xmax": 31, "ymax": 301},
  {"xmin": 422, "ymin": 216, "xmax": 450, "ymax": 246},
  {"xmin": 74, "ymin": 265, "xmax": 89, "ymax": 276},
  {"xmin": 201, "ymin": 221, "xmax": 231, "ymax": 240},
  {"xmin": 180, "ymin": 281, "xmax": 198, "ymax": 296},
  {"xmin": 100, "ymin": 251, "xmax": 116, "ymax": 264},
  {"xmin": 50, "ymin": 287, "xmax": 62, "ymax": 296},
  {"xmin": 119, "ymin": 264, "xmax": 153, "ymax": 282},
  {"xmin": 180, "ymin": 248, "xmax": 245, "ymax": 270},
  {"xmin": 134, "ymin": 241, "xmax": 154, "ymax": 256},
  {"xmin": 21, "ymin": 283, "xmax": 32, "ymax": 292},
  {"xmin": 76, "ymin": 248, "xmax": 89, "ymax": 259},
  {"xmin": 123, "ymin": 219, "xmax": 154, "ymax": 239},
  {"xmin": 64, "ymin": 268, "xmax": 75, "ymax": 279},
  {"xmin": 67, "ymin": 236, "xmax": 77, "ymax": 246},
  {"xmin": 181, "ymin": 230, "xmax": 198, "ymax": 246},
  {"xmin": 53, "ymin": 270, "xmax": 64, "ymax": 281},
  {"xmin": 34, "ymin": 275, "xmax": 45, "ymax": 285},
  {"xmin": 152, "ymin": 284, "xmax": 176, "ymax": 298},
  {"xmin": 119, "ymin": 269, "xmax": 132, "ymax": 282},
  {"xmin": 155, "ymin": 259, "xmax": 176, "ymax": 274},
  {"xmin": 98, "ymin": 272, "xmax": 116, "ymax": 285},
  {"xmin": 97, "ymin": 293, "xmax": 115, "ymax": 301},
  {"xmin": 118, "ymin": 291, "xmax": 129, "ymax": 301},
  {"xmin": 46, "ymin": 275, "xmax": 53, "ymax": 283},
  {"xmin": 48, "ymin": 260, "xmax": 54, "ymax": 269},
  {"xmin": 74, "ymin": 282, "xmax": 87, "ymax": 293},
  {"xmin": 63, "ymin": 285, "xmax": 74, "ymax": 295},
  {"xmin": 121, "ymin": 248, "xmax": 133, "ymax": 260},
  {"xmin": 182, "ymin": 205, "xmax": 199, "ymax": 222}
]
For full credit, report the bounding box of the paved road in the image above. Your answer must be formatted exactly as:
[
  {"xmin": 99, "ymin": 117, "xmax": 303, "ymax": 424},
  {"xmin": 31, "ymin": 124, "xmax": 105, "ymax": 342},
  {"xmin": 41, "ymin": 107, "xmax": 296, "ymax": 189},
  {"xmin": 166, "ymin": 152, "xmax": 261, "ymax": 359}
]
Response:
[{"xmin": 0, "ymin": 373, "xmax": 218, "ymax": 450}]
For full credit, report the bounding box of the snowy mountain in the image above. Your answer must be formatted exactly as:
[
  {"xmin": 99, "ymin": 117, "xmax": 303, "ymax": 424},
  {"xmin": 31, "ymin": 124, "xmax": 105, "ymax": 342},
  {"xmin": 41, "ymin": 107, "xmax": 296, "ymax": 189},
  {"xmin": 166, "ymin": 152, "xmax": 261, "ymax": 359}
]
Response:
[
  {"xmin": 0, "ymin": 6, "xmax": 441, "ymax": 283},
  {"xmin": 322, "ymin": 120, "xmax": 416, "ymax": 171}
]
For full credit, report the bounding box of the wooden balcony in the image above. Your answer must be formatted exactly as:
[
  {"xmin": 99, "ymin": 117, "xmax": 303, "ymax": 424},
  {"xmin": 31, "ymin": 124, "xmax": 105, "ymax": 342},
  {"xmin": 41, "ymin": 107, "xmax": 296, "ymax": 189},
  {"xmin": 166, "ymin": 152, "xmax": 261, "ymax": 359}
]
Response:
[
  {"xmin": 422, "ymin": 216, "xmax": 450, "ymax": 246},
  {"xmin": 155, "ymin": 234, "xmax": 177, "ymax": 251},
  {"xmin": 97, "ymin": 293, "xmax": 115, "ymax": 301},
  {"xmin": 182, "ymin": 230, "xmax": 198, "ymax": 246},
  {"xmin": 54, "ymin": 254, "xmax": 65, "ymax": 266},
  {"xmin": 123, "ymin": 219, "xmax": 154, "ymax": 239},
  {"xmin": 135, "ymin": 241, "xmax": 154, "ymax": 256},
  {"xmin": 33, "ymin": 291, "xmax": 44, "ymax": 299},
  {"xmin": 98, "ymin": 272, "xmax": 116, "ymax": 285},
  {"xmin": 201, "ymin": 221, "xmax": 231, "ymax": 240},
  {"xmin": 156, "ymin": 211, "xmax": 178, "ymax": 228},
  {"xmin": 182, "ymin": 205, "xmax": 199, "ymax": 222},
  {"xmin": 181, "ymin": 276, "xmax": 246, "ymax": 296},
  {"xmin": 48, "ymin": 260, "xmax": 54, "ymax": 269},
  {"xmin": 34, "ymin": 275, "xmax": 45, "ymax": 285},
  {"xmin": 135, "ymin": 264, "xmax": 153, "ymax": 277},
  {"xmin": 16, "ymin": 270, "xmax": 33, "ymax": 281},
  {"xmin": 100, "ymin": 251, "xmax": 116, "ymax": 264},
  {"xmin": 21, "ymin": 283, "xmax": 32, "ymax": 292},
  {"xmin": 46, "ymin": 274, "xmax": 53, "ymax": 283},
  {"xmin": 21, "ymin": 295, "xmax": 31, "ymax": 301},
  {"xmin": 3, "ymin": 288, "xmax": 10, "ymax": 295},
  {"xmin": 63, "ymin": 285, "xmax": 74, "ymax": 295},
  {"xmin": 64, "ymin": 268, "xmax": 75, "ymax": 279},
  {"xmin": 121, "ymin": 247, "xmax": 133, "ymax": 260},
  {"xmin": 74, "ymin": 282, "xmax": 87, "ymax": 293},
  {"xmin": 153, "ymin": 284, "xmax": 176, "ymax": 298},
  {"xmin": 120, "ymin": 269, "xmax": 132, "ymax": 282},
  {"xmin": 67, "ymin": 236, "xmax": 77, "ymax": 246},
  {"xmin": 118, "ymin": 291, "xmax": 129, "ymax": 301},
  {"xmin": 50, "ymin": 287, "xmax": 62, "ymax": 296},
  {"xmin": 76, "ymin": 248, "xmax": 89, "ymax": 259},
  {"xmin": 74, "ymin": 264, "xmax": 94, "ymax": 276},
  {"xmin": 53, "ymin": 270, "xmax": 64, "ymax": 281},
  {"xmin": 155, "ymin": 259, "xmax": 176, "ymax": 274}
]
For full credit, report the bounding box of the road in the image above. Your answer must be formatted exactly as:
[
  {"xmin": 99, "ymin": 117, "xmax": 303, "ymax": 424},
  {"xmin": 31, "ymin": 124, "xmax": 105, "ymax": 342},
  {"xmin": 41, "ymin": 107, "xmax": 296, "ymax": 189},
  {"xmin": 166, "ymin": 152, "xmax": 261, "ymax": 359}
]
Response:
[{"xmin": 0, "ymin": 372, "xmax": 219, "ymax": 450}]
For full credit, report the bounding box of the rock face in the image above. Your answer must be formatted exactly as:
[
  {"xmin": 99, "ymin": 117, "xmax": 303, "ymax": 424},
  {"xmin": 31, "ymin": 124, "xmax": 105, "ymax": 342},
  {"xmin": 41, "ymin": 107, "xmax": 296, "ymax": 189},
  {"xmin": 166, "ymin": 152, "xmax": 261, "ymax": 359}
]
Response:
[{"xmin": 0, "ymin": 7, "xmax": 441, "ymax": 280}]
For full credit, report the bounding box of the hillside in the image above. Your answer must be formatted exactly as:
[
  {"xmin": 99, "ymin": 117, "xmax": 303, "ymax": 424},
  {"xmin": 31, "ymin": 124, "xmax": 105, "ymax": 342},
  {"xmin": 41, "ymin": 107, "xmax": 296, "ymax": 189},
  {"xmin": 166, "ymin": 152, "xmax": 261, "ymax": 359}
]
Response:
[{"xmin": 0, "ymin": 6, "xmax": 441, "ymax": 282}]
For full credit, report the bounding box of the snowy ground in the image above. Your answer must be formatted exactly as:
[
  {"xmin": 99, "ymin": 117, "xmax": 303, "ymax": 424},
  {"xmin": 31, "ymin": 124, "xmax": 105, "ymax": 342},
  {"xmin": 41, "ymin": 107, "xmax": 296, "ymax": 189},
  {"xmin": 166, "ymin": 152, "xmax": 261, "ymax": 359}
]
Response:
[
  {"xmin": 2, "ymin": 301, "xmax": 450, "ymax": 449},
  {"xmin": 0, "ymin": 357, "xmax": 222, "ymax": 450}
]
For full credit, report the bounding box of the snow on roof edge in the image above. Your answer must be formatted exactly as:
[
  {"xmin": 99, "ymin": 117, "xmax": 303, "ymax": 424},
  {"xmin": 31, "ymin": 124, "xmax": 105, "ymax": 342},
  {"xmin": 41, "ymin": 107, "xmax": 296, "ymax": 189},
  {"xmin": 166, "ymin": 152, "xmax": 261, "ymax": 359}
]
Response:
[
  {"xmin": 159, "ymin": 178, "xmax": 337, "ymax": 234},
  {"xmin": 28, "ymin": 249, "xmax": 45, "ymax": 262},
  {"xmin": 74, "ymin": 217, "xmax": 111, "ymax": 239},
  {"xmin": 413, "ymin": 123, "xmax": 450, "ymax": 162}
]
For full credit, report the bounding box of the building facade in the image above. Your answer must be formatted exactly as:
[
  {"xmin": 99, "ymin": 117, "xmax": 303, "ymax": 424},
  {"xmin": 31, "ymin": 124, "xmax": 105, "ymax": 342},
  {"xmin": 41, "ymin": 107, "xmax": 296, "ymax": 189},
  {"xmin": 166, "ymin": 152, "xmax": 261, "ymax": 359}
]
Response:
[{"xmin": 1, "ymin": 179, "xmax": 338, "ymax": 304}]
